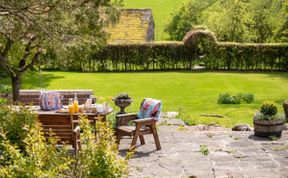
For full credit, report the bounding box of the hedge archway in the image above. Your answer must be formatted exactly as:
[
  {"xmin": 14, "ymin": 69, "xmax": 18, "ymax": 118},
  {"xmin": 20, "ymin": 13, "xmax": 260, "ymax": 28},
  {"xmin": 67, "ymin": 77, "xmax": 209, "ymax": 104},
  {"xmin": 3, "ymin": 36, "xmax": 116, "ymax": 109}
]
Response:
[{"xmin": 182, "ymin": 30, "xmax": 218, "ymax": 47}]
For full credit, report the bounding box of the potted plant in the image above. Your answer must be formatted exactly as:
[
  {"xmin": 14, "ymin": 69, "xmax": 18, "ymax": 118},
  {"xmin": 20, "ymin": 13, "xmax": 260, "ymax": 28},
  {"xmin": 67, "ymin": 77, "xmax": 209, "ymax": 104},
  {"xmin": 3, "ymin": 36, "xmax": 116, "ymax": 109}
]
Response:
[
  {"xmin": 113, "ymin": 93, "xmax": 133, "ymax": 115},
  {"xmin": 253, "ymin": 101, "xmax": 285, "ymax": 138}
]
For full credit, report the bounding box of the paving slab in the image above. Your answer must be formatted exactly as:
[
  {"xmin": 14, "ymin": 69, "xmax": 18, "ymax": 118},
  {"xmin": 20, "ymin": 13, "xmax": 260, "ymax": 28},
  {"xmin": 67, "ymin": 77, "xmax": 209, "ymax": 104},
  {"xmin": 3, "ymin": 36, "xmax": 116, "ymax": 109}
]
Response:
[{"xmin": 119, "ymin": 125, "xmax": 288, "ymax": 178}]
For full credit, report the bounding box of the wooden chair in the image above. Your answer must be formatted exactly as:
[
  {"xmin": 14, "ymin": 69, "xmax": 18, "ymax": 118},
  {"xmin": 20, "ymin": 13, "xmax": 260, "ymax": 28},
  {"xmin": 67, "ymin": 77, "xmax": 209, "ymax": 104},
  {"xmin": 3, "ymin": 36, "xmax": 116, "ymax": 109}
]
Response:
[
  {"xmin": 115, "ymin": 98, "xmax": 162, "ymax": 150},
  {"xmin": 38, "ymin": 114, "xmax": 81, "ymax": 155}
]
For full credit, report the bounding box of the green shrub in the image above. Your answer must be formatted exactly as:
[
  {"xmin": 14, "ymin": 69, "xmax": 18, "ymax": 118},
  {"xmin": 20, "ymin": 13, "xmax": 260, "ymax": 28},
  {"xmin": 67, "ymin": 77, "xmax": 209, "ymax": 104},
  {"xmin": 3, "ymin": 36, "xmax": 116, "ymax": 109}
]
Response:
[
  {"xmin": 239, "ymin": 93, "xmax": 254, "ymax": 103},
  {"xmin": 0, "ymin": 120, "xmax": 71, "ymax": 177},
  {"xmin": 68, "ymin": 115, "xmax": 128, "ymax": 178},
  {"xmin": 0, "ymin": 98, "xmax": 8, "ymax": 105},
  {"xmin": 0, "ymin": 105, "xmax": 37, "ymax": 151},
  {"xmin": 218, "ymin": 93, "xmax": 233, "ymax": 104},
  {"xmin": 218, "ymin": 93, "xmax": 254, "ymax": 104},
  {"xmin": 0, "ymin": 84, "xmax": 11, "ymax": 94},
  {"xmin": 233, "ymin": 95, "xmax": 242, "ymax": 104},
  {"xmin": 217, "ymin": 93, "xmax": 241, "ymax": 104},
  {"xmin": 0, "ymin": 108, "xmax": 128, "ymax": 177},
  {"xmin": 260, "ymin": 101, "xmax": 278, "ymax": 116}
]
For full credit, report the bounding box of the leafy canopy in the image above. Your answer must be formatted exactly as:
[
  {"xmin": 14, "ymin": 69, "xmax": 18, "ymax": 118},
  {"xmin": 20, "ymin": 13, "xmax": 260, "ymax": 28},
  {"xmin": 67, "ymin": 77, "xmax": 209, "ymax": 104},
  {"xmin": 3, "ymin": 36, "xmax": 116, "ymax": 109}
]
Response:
[
  {"xmin": 165, "ymin": 0, "xmax": 288, "ymax": 43},
  {"xmin": 0, "ymin": 0, "xmax": 122, "ymax": 100},
  {"xmin": 0, "ymin": 0, "xmax": 122, "ymax": 73}
]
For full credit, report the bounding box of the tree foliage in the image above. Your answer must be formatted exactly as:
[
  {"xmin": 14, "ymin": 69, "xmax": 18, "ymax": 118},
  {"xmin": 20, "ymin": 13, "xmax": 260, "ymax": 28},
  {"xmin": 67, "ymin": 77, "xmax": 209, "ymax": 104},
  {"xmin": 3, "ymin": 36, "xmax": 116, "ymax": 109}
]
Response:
[
  {"xmin": 274, "ymin": 1, "xmax": 288, "ymax": 42},
  {"xmin": 0, "ymin": 0, "xmax": 122, "ymax": 101},
  {"xmin": 165, "ymin": 0, "xmax": 288, "ymax": 43},
  {"xmin": 164, "ymin": 0, "xmax": 218, "ymax": 41}
]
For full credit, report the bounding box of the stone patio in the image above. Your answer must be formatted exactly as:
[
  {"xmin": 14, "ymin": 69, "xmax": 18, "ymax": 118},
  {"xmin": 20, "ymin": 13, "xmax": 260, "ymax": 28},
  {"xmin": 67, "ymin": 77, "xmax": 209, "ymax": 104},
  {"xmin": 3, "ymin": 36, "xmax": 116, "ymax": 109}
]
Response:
[{"xmin": 119, "ymin": 122, "xmax": 288, "ymax": 178}]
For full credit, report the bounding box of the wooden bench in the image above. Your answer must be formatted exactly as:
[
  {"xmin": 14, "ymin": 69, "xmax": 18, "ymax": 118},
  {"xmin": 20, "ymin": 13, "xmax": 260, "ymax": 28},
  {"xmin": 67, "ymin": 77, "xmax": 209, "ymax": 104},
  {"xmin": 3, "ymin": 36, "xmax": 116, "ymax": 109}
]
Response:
[{"xmin": 19, "ymin": 90, "xmax": 95, "ymax": 105}]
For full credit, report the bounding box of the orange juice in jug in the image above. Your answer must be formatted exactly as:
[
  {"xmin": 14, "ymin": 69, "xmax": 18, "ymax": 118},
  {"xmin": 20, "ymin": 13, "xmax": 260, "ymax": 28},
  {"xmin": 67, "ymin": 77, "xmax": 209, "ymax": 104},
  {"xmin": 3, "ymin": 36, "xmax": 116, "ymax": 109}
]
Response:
[
  {"xmin": 68, "ymin": 105, "xmax": 74, "ymax": 114},
  {"xmin": 73, "ymin": 93, "xmax": 79, "ymax": 113},
  {"xmin": 73, "ymin": 100, "xmax": 79, "ymax": 113}
]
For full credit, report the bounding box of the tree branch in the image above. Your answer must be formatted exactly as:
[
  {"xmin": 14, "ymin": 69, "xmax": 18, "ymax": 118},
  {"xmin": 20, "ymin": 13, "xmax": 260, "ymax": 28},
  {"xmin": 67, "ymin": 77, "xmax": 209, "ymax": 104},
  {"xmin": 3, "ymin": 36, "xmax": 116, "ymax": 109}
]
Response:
[
  {"xmin": 0, "ymin": 1, "xmax": 59, "ymax": 16},
  {"xmin": 1, "ymin": 37, "xmax": 13, "ymax": 57},
  {"xmin": 25, "ymin": 3, "xmax": 58, "ymax": 15},
  {"xmin": 199, "ymin": 0, "xmax": 220, "ymax": 13},
  {"xmin": 21, "ymin": 47, "xmax": 42, "ymax": 72},
  {"xmin": 0, "ymin": 5, "xmax": 49, "ymax": 34},
  {"xmin": 18, "ymin": 36, "xmax": 37, "ymax": 69},
  {"xmin": 0, "ymin": 55, "xmax": 15, "ymax": 76},
  {"xmin": 0, "ymin": 36, "xmax": 15, "ymax": 76},
  {"xmin": 0, "ymin": 12, "xmax": 9, "ymax": 15}
]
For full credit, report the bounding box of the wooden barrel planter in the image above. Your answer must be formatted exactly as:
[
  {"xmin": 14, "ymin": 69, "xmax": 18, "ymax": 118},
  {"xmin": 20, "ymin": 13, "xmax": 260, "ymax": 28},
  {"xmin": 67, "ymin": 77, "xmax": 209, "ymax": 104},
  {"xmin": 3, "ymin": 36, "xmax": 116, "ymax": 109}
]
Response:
[
  {"xmin": 283, "ymin": 100, "xmax": 288, "ymax": 121},
  {"xmin": 253, "ymin": 119, "xmax": 284, "ymax": 137}
]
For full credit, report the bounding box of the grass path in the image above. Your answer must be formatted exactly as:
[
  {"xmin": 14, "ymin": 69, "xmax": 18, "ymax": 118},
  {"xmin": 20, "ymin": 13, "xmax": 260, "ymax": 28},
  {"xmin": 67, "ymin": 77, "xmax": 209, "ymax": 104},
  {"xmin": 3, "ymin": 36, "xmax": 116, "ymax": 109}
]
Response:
[
  {"xmin": 13, "ymin": 71, "xmax": 288, "ymax": 127},
  {"xmin": 123, "ymin": 0, "xmax": 188, "ymax": 40}
]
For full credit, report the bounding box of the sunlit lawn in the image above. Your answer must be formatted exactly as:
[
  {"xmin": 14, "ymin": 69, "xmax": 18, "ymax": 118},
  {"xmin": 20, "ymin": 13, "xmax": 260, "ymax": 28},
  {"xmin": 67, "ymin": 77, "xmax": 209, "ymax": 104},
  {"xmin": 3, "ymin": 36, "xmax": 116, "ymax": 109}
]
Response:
[{"xmin": 2, "ymin": 71, "xmax": 287, "ymax": 127}]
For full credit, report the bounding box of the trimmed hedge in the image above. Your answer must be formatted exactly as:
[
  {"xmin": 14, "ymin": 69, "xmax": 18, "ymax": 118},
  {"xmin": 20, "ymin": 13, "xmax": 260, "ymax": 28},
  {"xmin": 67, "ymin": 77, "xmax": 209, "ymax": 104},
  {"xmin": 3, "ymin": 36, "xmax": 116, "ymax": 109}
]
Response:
[
  {"xmin": 183, "ymin": 30, "xmax": 288, "ymax": 71},
  {"xmin": 42, "ymin": 30, "xmax": 288, "ymax": 71},
  {"xmin": 211, "ymin": 42, "xmax": 288, "ymax": 70},
  {"xmin": 87, "ymin": 41, "xmax": 194, "ymax": 71}
]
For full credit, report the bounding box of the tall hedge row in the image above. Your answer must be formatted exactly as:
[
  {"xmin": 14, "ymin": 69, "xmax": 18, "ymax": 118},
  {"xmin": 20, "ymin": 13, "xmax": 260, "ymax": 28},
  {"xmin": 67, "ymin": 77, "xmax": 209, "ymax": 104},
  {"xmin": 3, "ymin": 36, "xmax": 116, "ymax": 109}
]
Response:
[
  {"xmin": 206, "ymin": 43, "xmax": 288, "ymax": 70},
  {"xmin": 183, "ymin": 30, "xmax": 288, "ymax": 71},
  {"xmin": 43, "ymin": 30, "xmax": 288, "ymax": 71},
  {"xmin": 86, "ymin": 42, "xmax": 195, "ymax": 71}
]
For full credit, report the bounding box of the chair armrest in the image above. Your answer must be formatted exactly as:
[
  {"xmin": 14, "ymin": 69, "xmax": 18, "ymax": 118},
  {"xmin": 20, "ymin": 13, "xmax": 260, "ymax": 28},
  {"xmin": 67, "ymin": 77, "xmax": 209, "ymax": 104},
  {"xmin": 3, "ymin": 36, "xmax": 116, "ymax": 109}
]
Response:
[
  {"xmin": 116, "ymin": 113, "xmax": 138, "ymax": 118},
  {"xmin": 116, "ymin": 113, "xmax": 138, "ymax": 126},
  {"xmin": 133, "ymin": 118, "xmax": 156, "ymax": 125}
]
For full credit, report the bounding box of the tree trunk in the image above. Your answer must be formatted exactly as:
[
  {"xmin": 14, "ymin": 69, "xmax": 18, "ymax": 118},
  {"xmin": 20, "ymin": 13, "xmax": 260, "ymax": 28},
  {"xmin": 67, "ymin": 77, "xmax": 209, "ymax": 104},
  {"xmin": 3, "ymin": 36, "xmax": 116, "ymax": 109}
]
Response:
[{"xmin": 12, "ymin": 73, "xmax": 22, "ymax": 102}]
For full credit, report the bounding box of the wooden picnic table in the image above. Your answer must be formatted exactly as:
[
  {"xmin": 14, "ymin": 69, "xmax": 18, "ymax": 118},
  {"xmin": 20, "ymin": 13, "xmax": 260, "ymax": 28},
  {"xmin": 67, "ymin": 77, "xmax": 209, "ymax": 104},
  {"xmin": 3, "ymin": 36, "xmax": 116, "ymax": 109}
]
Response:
[
  {"xmin": 12, "ymin": 105, "xmax": 113, "ymax": 154},
  {"xmin": 33, "ymin": 105, "xmax": 113, "ymax": 127}
]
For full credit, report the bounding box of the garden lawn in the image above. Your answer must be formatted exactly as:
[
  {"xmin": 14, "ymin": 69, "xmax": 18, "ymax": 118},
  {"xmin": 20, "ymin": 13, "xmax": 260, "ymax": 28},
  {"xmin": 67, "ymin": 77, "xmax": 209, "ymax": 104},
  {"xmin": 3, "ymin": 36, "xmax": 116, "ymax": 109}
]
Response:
[
  {"xmin": 2, "ymin": 71, "xmax": 287, "ymax": 127},
  {"xmin": 123, "ymin": 0, "xmax": 188, "ymax": 41}
]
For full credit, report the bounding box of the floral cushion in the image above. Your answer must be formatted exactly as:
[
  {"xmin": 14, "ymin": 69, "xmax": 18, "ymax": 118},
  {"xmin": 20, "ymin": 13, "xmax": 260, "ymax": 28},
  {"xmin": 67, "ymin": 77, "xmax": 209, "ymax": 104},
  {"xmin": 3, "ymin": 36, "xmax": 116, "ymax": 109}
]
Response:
[
  {"xmin": 39, "ymin": 91, "xmax": 62, "ymax": 111},
  {"xmin": 137, "ymin": 98, "xmax": 162, "ymax": 121}
]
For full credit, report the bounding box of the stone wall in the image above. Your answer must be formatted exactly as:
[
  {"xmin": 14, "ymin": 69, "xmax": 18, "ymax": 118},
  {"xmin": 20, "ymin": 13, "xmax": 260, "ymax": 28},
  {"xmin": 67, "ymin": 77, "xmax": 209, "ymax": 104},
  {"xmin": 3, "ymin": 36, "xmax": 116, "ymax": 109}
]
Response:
[{"xmin": 108, "ymin": 9, "xmax": 155, "ymax": 43}]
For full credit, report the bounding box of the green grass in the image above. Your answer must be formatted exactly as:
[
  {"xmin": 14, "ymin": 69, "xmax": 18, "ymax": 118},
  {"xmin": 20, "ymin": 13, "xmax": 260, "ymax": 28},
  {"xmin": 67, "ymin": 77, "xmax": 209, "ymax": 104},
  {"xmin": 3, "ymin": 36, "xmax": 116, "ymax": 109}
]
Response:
[
  {"xmin": 2, "ymin": 71, "xmax": 288, "ymax": 127},
  {"xmin": 123, "ymin": 0, "xmax": 188, "ymax": 41}
]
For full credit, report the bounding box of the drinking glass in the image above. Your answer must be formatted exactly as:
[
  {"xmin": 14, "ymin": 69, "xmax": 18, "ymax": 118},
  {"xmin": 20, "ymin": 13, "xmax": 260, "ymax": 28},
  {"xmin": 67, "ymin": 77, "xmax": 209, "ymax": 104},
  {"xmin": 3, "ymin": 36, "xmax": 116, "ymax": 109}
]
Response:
[
  {"xmin": 68, "ymin": 98, "xmax": 74, "ymax": 105},
  {"xmin": 85, "ymin": 99, "xmax": 92, "ymax": 113}
]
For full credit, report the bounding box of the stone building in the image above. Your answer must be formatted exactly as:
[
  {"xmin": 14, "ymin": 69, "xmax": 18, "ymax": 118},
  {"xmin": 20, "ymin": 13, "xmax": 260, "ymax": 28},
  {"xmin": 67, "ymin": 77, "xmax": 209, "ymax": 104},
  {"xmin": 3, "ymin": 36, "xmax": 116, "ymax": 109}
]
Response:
[{"xmin": 108, "ymin": 9, "xmax": 155, "ymax": 43}]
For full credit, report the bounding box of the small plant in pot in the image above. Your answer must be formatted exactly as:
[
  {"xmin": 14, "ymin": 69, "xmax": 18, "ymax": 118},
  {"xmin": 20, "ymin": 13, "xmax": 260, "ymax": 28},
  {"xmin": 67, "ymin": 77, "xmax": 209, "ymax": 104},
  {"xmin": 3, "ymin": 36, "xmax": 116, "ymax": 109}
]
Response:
[
  {"xmin": 253, "ymin": 101, "xmax": 285, "ymax": 138},
  {"xmin": 113, "ymin": 93, "xmax": 133, "ymax": 115}
]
